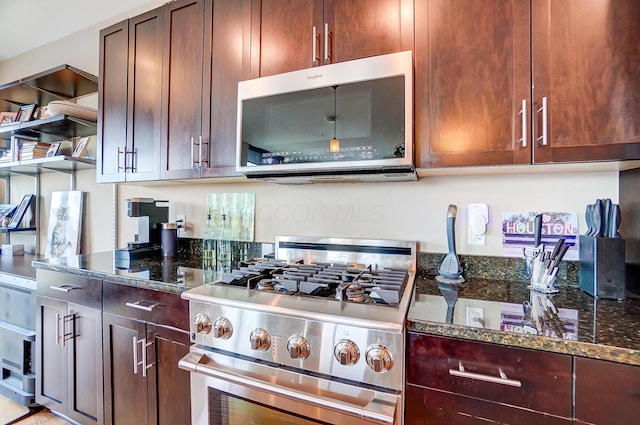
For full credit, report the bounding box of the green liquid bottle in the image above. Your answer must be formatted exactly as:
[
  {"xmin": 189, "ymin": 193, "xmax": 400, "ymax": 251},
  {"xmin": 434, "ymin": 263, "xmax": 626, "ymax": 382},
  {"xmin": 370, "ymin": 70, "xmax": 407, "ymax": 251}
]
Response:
[
  {"xmin": 202, "ymin": 213, "xmax": 215, "ymax": 269},
  {"xmin": 216, "ymin": 210, "xmax": 231, "ymax": 272}
]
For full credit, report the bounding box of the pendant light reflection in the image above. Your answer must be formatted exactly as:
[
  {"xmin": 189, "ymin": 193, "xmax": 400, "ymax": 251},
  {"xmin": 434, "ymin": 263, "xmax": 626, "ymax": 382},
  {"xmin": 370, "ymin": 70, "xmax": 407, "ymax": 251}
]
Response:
[{"xmin": 329, "ymin": 85, "xmax": 340, "ymax": 153}]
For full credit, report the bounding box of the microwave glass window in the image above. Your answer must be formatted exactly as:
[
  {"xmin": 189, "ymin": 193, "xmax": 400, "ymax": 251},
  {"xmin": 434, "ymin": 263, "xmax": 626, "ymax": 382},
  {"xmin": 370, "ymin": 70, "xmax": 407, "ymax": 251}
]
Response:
[{"xmin": 240, "ymin": 76, "xmax": 405, "ymax": 166}]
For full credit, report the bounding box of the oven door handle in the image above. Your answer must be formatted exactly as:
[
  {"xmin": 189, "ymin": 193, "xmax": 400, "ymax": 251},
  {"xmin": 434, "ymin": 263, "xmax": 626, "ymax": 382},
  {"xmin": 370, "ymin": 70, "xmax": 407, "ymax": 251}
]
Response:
[{"xmin": 179, "ymin": 352, "xmax": 397, "ymax": 425}]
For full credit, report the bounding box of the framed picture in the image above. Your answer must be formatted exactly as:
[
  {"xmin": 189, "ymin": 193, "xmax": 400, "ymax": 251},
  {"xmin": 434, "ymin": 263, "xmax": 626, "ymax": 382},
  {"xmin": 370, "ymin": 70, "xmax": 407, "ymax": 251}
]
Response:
[
  {"xmin": 0, "ymin": 111, "xmax": 17, "ymax": 126},
  {"xmin": 46, "ymin": 142, "xmax": 61, "ymax": 157},
  {"xmin": 7, "ymin": 194, "xmax": 35, "ymax": 229},
  {"xmin": 16, "ymin": 104, "xmax": 37, "ymax": 122},
  {"xmin": 72, "ymin": 136, "xmax": 90, "ymax": 157},
  {"xmin": 45, "ymin": 191, "xmax": 84, "ymax": 258}
]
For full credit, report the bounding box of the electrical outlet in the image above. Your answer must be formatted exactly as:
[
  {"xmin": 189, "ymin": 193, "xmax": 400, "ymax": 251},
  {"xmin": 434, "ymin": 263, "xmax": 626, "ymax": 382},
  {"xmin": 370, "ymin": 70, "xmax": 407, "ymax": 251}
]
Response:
[
  {"xmin": 468, "ymin": 203, "xmax": 489, "ymax": 245},
  {"xmin": 466, "ymin": 306, "xmax": 484, "ymax": 327},
  {"xmin": 176, "ymin": 214, "xmax": 186, "ymax": 235}
]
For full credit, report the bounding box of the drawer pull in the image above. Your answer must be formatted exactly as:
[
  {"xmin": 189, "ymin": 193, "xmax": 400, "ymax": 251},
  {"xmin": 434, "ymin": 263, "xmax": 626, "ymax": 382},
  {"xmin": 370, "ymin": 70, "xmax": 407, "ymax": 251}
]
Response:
[
  {"xmin": 449, "ymin": 362, "xmax": 522, "ymax": 388},
  {"xmin": 50, "ymin": 284, "xmax": 81, "ymax": 292},
  {"xmin": 126, "ymin": 300, "xmax": 159, "ymax": 312}
]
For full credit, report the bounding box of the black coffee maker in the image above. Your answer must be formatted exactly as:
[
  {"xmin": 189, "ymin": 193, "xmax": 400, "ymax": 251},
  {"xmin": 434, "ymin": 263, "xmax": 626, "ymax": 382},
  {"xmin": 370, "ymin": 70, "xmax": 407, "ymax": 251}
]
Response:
[{"xmin": 115, "ymin": 198, "xmax": 169, "ymax": 265}]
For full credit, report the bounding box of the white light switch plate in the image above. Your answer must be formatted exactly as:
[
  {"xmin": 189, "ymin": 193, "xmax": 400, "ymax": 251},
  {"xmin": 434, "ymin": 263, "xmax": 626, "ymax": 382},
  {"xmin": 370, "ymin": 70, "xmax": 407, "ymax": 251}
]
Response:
[{"xmin": 468, "ymin": 203, "xmax": 489, "ymax": 245}]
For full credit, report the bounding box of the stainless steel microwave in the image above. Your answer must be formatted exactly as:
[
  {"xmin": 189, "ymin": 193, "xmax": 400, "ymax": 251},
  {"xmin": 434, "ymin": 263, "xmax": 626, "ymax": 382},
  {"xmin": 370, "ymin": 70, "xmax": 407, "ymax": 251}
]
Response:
[{"xmin": 236, "ymin": 51, "xmax": 415, "ymax": 184}]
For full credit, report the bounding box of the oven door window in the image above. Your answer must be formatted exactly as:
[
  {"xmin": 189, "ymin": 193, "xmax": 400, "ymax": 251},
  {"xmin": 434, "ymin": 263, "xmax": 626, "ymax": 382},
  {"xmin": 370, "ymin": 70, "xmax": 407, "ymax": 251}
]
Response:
[{"xmin": 209, "ymin": 389, "xmax": 329, "ymax": 425}]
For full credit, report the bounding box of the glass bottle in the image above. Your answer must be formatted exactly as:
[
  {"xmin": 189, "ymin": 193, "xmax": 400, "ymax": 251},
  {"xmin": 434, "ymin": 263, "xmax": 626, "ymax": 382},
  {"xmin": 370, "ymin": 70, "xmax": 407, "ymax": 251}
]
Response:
[
  {"xmin": 216, "ymin": 209, "xmax": 231, "ymax": 272},
  {"xmin": 202, "ymin": 213, "xmax": 215, "ymax": 269}
]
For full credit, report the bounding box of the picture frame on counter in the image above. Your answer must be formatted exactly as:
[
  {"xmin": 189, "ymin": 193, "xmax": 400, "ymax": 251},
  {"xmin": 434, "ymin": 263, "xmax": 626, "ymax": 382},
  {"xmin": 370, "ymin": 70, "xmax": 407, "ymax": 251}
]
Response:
[
  {"xmin": 16, "ymin": 104, "xmax": 37, "ymax": 122},
  {"xmin": 46, "ymin": 142, "xmax": 61, "ymax": 157},
  {"xmin": 7, "ymin": 194, "xmax": 35, "ymax": 229},
  {"xmin": 0, "ymin": 111, "xmax": 17, "ymax": 126}
]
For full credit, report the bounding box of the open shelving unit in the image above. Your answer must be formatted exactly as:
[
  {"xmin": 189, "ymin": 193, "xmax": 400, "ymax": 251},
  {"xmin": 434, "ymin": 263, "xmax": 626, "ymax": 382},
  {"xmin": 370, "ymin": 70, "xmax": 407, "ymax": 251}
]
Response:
[{"xmin": 0, "ymin": 65, "xmax": 98, "ymax": 249}]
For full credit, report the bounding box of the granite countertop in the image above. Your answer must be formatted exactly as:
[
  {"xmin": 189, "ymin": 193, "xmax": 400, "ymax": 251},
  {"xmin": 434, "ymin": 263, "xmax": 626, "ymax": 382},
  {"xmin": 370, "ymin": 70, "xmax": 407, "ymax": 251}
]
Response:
[
  {"xmin": 31, "ymin": 251, "xmax": 214, "ymax": 294},
  {"xmin": 408, "ymin": 274, "xmax": 640, "ymax": 367}
]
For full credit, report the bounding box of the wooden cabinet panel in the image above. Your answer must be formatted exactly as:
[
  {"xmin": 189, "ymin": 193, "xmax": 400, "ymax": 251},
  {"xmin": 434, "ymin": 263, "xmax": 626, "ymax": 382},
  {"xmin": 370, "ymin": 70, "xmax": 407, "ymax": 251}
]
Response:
[
  {"xmin": 252, "ymin": 0, "xmax": 412, "ymax": 77},
  {"xmin": 201, "ymin": 0, "xmax": 248, "ymax": 175},
  {"xmin": 574, "ymin": 357, "xmax": 640, "ymax": 425},
  {"xmin": 36, "ymin": 270, "xmax": 102, "ymax": 309},
  {"xmin": 103, "ymin": 281, "xmax": 189, "ymax": 331},
  {"xmin": 160, "ymin": 0, "xmax": 206, "ymax": 180},
  {"xmin": 406, "ymin": 385, "xmax": 571, "ymax": 425},
  {"xmin": 103, "ymin": 313, "xmax": 148, "ymax": 425},
  {"xmin": 98, "ymin": 21, "xmax": 128, "ymax": 183},
  {"xmin": 406, "ymin": 333, "xmax": 572, "ymax": 418},
  {"xmin": 415, "ymin": 0, "xmax": 531, "ymax": 167},
  {"xmin": 532, "ymin": 0, "xmax": 640, "ymax": 163},
  {"xmin": 36, "ymin": 295, "xmax": 103, "ymax": 425},
  {"xmin": 253, "ymin": 0, "xmax": 318, "ymax": 77},
  {"xmin": 127, "ymin": 8, "xmax": 163, "ymax": 182}
]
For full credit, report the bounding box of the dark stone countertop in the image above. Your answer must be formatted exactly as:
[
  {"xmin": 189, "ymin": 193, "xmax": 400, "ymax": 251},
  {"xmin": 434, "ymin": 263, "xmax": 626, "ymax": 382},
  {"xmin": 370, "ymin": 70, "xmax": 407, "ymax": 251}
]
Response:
[
  {"xmin": 408, "ymin": 274, "xmax": 640, "ymax": 366},
  {"xmin": 31, "ymin": 251, "xmax": 214, "ymax": 294}
]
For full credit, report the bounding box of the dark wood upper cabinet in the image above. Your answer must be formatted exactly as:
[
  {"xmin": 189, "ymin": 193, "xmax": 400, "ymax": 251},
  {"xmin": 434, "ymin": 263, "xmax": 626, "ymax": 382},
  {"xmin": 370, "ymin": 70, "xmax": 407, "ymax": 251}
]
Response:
[
  {"xmin": 251, "ymin": 0, "xmax": 413, "ymax": 78},
  {"xmin": 416, "ymin": 0, "xmax": 640, "ymax": 168},
  {"xmin": 160, "ymin": 0, "xmax": 206, "ymax": 180},
  {"xmin": 532, "ymin": 0, "xmax": 640, "ymax": 163},
  {"xmin": 98, "ymin": 9, "xmax": 163, "ymax": 183}
]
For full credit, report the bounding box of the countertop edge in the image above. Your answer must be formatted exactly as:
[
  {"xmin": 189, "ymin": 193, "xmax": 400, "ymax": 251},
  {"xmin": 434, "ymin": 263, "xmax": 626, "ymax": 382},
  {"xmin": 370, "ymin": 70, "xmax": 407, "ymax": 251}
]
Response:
[
  {"xmin": 31, "ymin": 260, "xmax": 189, "ymax": 294},
  {"xmin": 407, "ymin": 318, "xmax": 640, "ymax": 367}
]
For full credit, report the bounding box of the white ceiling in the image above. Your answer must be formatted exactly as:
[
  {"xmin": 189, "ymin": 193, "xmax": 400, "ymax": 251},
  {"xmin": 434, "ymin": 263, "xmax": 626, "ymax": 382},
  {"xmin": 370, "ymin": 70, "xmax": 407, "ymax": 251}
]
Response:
[{"xmin": 0, "ymin": 0, "xmax": 153, "ymax": 62}]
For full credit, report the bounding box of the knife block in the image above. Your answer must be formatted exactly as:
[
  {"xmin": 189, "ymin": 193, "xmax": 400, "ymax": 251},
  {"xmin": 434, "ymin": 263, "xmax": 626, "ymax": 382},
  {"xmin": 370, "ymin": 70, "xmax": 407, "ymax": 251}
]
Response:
[{"xmin": 579, "ymin": 235, "xmax": 626, "ymax": 299}]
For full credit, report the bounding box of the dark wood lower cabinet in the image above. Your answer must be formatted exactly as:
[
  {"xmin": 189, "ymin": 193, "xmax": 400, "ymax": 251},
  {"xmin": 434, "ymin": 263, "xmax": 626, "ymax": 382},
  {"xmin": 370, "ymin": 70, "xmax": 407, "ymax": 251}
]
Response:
[
  {"xmin": 102, "ymin": 282, "xmax": 191, "ymax": 425},
  {"xmin": 405, "ymin": 333, "xmax": 573, "ymax": 424},
  {"xmin": 574, "ymin": 357, "xmax": 640, "ymax": 425},
  {"xmin": 35, "ymin": 271, "xmax": 103, "ymax": 425}
]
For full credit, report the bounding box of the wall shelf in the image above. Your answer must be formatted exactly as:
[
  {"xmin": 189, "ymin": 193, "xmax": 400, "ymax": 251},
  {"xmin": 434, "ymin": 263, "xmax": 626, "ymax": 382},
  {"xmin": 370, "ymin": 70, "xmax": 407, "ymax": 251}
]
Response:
[
  {"xmin": 0, "ymin": 156, "xmax": 96, "ymax": 177},
  {"xmin": 0, "ymin": 115, "xmax": 96, "ymax": 142}
]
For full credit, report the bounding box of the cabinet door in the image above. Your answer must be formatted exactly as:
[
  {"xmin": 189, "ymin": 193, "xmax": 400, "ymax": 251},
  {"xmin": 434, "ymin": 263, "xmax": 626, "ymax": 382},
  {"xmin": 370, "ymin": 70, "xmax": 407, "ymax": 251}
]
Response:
[
  {"xmin": 415, "ymin": 0, "xmax": 531, "ymax": 168},
  {"xmin": 98, "ymin": 21, "xmax": 128, "ymax": 183},
  {"xmin": 201, "ymin": 0, "xmax": 248, "ymax": 176},
  {"xmin": 532, "ymin": 0, "xmax": 640, "ymax": 163},
  {"xmin": 324, "ymin": 0, "xmax": 413, "ymax": 65},
  {"xmin": 147, "ymin": 324, "xmax": 192, "ymax": 425},
  {"xmin": 160, "ymin": 0, "xmax": 206, "ymax": 180},
  {"xmin": 574, "ymin": 357, "xmax": 640, "ymax": 425},
  {"xmin": 103, "ymin": 312, "xmax": 148, "ymax": 425},
  {"xmin": 126, "ymin": 8, "xmax": 164, "ymax": 182},
  {"xmin": 35, "ymin": 296, "xmax": 67, "ymax": 412},
  {"xmin": 67, "ymin": 304, "xmax": 103, "ymax": 425},
  {"xmin": 251, "ymin": 0, "xmax": 320, "ymax": 77}
]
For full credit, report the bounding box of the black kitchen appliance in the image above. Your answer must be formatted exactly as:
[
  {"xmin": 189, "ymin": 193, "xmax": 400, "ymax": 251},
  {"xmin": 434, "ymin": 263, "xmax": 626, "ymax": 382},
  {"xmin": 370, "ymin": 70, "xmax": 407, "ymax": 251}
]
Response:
[{"xmin": 115, "ymin": 198, "xmax": 169, "ymax": 266}]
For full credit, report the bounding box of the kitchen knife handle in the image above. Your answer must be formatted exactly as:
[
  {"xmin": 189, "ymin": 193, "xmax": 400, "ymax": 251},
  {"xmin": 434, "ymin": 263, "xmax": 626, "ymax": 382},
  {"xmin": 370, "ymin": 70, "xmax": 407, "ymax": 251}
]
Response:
[
  {"xmin": 519, "ymin": 99, "xmax": 527, "ymax": 147},
  {"xmin": 533, "ymin": 214, "xmax": 543, "ymax": 247},
  {"xmin": 602, "ymin": 199, "xmax": 612, "ymax": 238}
]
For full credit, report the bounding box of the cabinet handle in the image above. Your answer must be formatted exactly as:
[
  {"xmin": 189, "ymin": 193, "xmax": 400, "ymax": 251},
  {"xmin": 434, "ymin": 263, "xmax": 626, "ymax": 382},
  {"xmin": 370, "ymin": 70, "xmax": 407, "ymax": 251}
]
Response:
[
  {"xmin": 200, "ymin": 136, "xmax": 209, "ymax": 166},
  {"xmin": 324, "ymin": 22, "xmax": 331, "ymax": 62},
  {"xmin": 49, "ymin": 284, "xmax": 80, "ymax": 292},
  {"xmin": 126, "ymin": 301, "xmax": 158, "ymax": 312},
  {"xmin": 126, "ymin": 149, "xmax": 136, "ymax": 172},
  {"xmin": 62, "ymin": 313, "xmax": 74, "ymax": 347},
  {"xmin": 536, "ymin": 96, "xmax": 548, "ymax": 146},
  {"xmin": 132, "ymin": 336, "xmax": 143, "ymax": 375},
  {"xmin": 312, "ymin": 26, "xmax": 319, "ymax": 63},
  {"xmin": 55, "ymin": 313, "xmax": 61, "ymax": 346},
  {"xmin": 519, "ymin": 99, "xmax": 527, "ymax": 147},
  {"xmin": 143, "ymin": 339, "xmax": 154, "ymax": 377},
  {"xmin": 190, "ymin": 136, "xmax": 196, "ymax": 168},
  {"xmin": 449, "ymin": 362, "xmax": 522, "ymax": 387},
  {"xmin": 117, "ymin": 146, "xmax": 125, "ymax": 171}
]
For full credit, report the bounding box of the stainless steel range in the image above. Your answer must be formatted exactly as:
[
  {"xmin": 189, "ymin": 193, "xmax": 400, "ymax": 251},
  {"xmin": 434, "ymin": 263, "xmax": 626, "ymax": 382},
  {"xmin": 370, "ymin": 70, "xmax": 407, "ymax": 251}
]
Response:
[{"xmin": 179, "ymin": 236, "xmax": 416, "ymax": 425}]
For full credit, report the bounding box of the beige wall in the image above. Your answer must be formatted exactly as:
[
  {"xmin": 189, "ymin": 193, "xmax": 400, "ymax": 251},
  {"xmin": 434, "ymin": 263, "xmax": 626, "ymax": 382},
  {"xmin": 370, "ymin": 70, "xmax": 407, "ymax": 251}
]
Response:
[{"xmin": 0, "ymin": 2, "xmax": 621, "ymax": 258}]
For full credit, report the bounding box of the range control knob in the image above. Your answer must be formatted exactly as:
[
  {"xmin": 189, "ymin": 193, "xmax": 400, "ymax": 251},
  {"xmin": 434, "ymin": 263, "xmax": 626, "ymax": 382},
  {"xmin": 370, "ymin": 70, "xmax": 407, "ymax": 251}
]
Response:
[
  {"xmin": 365, "ymin": 344, "xmax": 394, "ymax": 373},
  {"xmin": 287, "ymin": 335, "xmax": 310, "ymax": 360},
  {"xmin": 249, "ymin": 328, "xmax": 271, "ymax": 351},
  {"xmin": 212, "ymin": 317, "xmax": 233, "ymax": 339},
  {"xmin": 334, "ymin": 339, "xmax": 360, "ymax": 366},
  {"xmin": 193, "ymin": 312, "xmax": 212, "ymax": 335}
]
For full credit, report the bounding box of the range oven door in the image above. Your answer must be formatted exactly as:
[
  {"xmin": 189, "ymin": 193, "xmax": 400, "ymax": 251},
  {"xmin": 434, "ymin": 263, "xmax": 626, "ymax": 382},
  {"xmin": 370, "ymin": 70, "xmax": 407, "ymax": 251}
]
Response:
[{"xmin": 179, "ymin": 347, "xmax": 400, "ymax": 425}]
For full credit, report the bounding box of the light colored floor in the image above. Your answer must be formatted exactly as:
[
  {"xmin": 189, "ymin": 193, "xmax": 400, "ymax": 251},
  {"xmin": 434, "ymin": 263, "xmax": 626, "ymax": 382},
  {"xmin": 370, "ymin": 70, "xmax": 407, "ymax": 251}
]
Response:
[{"xmin": 0, "ymin": 394, "xmax": 73, "ymax": 425}]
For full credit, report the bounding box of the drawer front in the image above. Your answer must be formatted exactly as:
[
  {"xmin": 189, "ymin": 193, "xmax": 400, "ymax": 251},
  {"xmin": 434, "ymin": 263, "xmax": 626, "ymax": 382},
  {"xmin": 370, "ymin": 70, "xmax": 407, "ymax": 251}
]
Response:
[
  {"xmin": 36, "ymin": 269, "xmax": 102, "ymax": 309},
  {"xmin": 406, "ymin": 333, "xmax": 572, "ymax": 417},
  {"xmin": 406, "ymin": 384, "xmax": 572, "ymax": 425},
  {"xmin": 103, "ymin": 281, "xmax": 188, "ymax": 330},
  {"xmin": 575, "ymin": 357, "xmax": 640, "ymax": 425}
]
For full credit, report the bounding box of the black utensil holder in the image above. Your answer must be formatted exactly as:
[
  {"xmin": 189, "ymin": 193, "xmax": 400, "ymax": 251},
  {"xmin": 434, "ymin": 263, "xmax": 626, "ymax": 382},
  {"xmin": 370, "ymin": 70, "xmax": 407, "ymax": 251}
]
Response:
[{"xmin": 579, "ymin": 235, "xmax": 626, "ymax": 299}]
